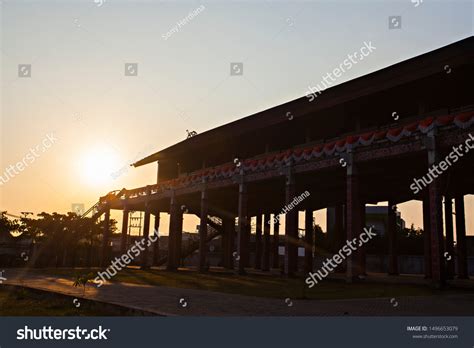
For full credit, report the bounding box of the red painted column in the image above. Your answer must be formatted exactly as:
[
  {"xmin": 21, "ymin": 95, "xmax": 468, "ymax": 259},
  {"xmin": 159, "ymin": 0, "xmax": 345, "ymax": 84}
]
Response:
[
  {"xmin": 199, "ymin": 190, "xmax": 208, "ymax": 272},
  {"xmin": 444, "ymin": 198, "xmax": 454, "ymax": 279},
  {"xmin": 100, "ymin": 206, "xmax": 111, "ymax": 267},
  {"xmin": 304, "ymin": 209, "xmax": 314, "ymax": 274},
  {"xmin": 255, "ymin": 214, "xmax": 263, "ymax": 269},
  {"xmin": 455, "ymin": 195, "xmax": 468, "ymax": 279},
  {"xmin": 262, "ymin": 213, "xmax": 271, "ymax": 271},
  {"xmin": 237, "ymin": 182, "xmax": 249, "ymax": 274},
  {"xmin": 422, "ymin": 196, "xmax": 432, "ymax": 278},
  {"xmin": 284, "ymin": 172, "xmax": 298, "ymax": 276},
  {"xmin": 388, "ymin": 202, "xmax": 399, "ymax": 275},
  {"xmin": 346, "ymin": 163, "xmax": 361, "ymax": 282},
  {"xmin": 272, "ymin": 215, "xmax": 280, "ymax": 269},
  {"xmin": 120, "ymin": 208, "xmax": 129, "ymax": 255}
]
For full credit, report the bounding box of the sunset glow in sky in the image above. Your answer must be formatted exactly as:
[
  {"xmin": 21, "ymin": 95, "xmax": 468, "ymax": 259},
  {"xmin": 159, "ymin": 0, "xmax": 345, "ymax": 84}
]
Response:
[{"xmin": 1, "ymin": 0, "xmax": 472, "ymax": 235}]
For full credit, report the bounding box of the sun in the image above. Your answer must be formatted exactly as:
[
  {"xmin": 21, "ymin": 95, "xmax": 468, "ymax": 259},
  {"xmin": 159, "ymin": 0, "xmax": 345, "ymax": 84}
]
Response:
[{"xmin": 78, "ymin": 147, "xmax": 121, "ymax": 186}]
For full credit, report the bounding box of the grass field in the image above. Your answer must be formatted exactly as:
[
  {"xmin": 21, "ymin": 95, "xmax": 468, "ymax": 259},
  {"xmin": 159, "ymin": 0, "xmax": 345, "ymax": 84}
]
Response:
[
  {"xmin": 25, "ymin": 267, "xmax": 468, "ymax": 300},
  {"xmin": 0, "ymin": 286, "xmax": 129, "ymax": 316}
]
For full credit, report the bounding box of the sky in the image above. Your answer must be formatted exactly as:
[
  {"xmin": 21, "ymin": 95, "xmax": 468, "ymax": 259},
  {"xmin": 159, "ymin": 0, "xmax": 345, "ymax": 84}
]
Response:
[{"xmin": 0, "ymin": 0, "xmax": 472, "ymax": 235}]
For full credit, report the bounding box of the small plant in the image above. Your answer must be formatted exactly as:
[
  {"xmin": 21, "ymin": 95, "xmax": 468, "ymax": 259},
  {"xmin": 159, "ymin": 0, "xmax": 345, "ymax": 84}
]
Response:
[
  {"xmin": 14, "ymin": 288, "xmax": 29, "ymax": 300},
  {"xmin": 72, "ymin": 273, "xmax": 95, "ymax": 296}
]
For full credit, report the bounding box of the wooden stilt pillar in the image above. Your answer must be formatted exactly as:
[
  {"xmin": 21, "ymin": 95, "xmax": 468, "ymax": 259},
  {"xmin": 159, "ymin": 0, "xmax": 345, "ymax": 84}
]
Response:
[
  {"xmin": 100, "ymin": 206, "xmax": 111, "ymax": 267},
  {"xmin": 262, "ymin": 213, "xmax": 271, "ymax": 271},
  {"xmin": 428, "ymin": 179, "xmax": 445, "ymax": 286},
  {"xmin": 221, "ymin": 219, "xmax": 228, "ymax": 267},
  {"xmin": 237, "ymin": 183, "xmax": 249, "ymax": 274},
  {"xmin": 358, "ymin": 202, "xmax": 366, "ymax": 276},
  {"xmin": 424, "ymin": 133, "xmax": 445, "ymax": 287},
  {"xmin": 255, "ymin": 214, "xmax": 263, "ymax": 269},
  {"xmin": 175, "ymin": 208, "xmax": 183, "ymax": 268},
  {"xmin": 346, "ymin": 160, "xmax": 361, "ymax": 282},
  {"xmin": 199, "ymin": 190, "xmax": 208, "ymax": 272},
  {"xmin": 167, "ymin": 195, "xmax": 178, "ymax": 271},
  {"xmin": 153, "ymin": 211, "xmax": 160, "ymax": 266},
  {"xmin": 422, "ymin": 195, "xmax": 432, "ymax": 278},
  {"xmin": 284, "ymin": 172, "xmax": 298, "ymax": 276},
  {"xmin": 444, "ymin": 197, "xmax": 454, "ymax": 279},
  {"xmin": 455, "ymin": 195, "xmax": 468, "ymax": 279},
  {"xmin": 388, "ymin": 202, "xmax": 399, "ymax": 275},
  {"xmin": 334, "ymin": 205, "xmax": 345, "ymax": 273},
  {"xmin": 141, "ymin": 206, "xmax": 151, "ymax": 269},
  {"xmin": 272, "ymin": 215, "xmax": 280, "ymax": 269},
  {"xmin": 223, "ymin": 217, "xmax": 235, "ymax": 269},
  {"xmin": 304, "ymin": 209, "xmax": 313, "ymax": 274},
  {"xmin": 243, "ymin": 217, "xmax": 251, "ymax": 268},
  {"xmin": 120, "ymin": 208, "xmax": 129, "ymax": 255}
]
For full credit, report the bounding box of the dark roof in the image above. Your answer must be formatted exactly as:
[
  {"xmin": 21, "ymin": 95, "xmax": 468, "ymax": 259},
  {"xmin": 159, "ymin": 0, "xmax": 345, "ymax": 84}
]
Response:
[{"xmin": 133, "ymin": 36, "xmax": 474, "ymax": 167}]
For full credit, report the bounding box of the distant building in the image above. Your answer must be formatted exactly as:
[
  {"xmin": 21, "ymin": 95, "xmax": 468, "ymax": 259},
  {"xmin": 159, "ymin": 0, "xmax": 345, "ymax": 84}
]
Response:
[{"xmin": 327, "ymin": 205, "xmax": 405, "ymax": 237}]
